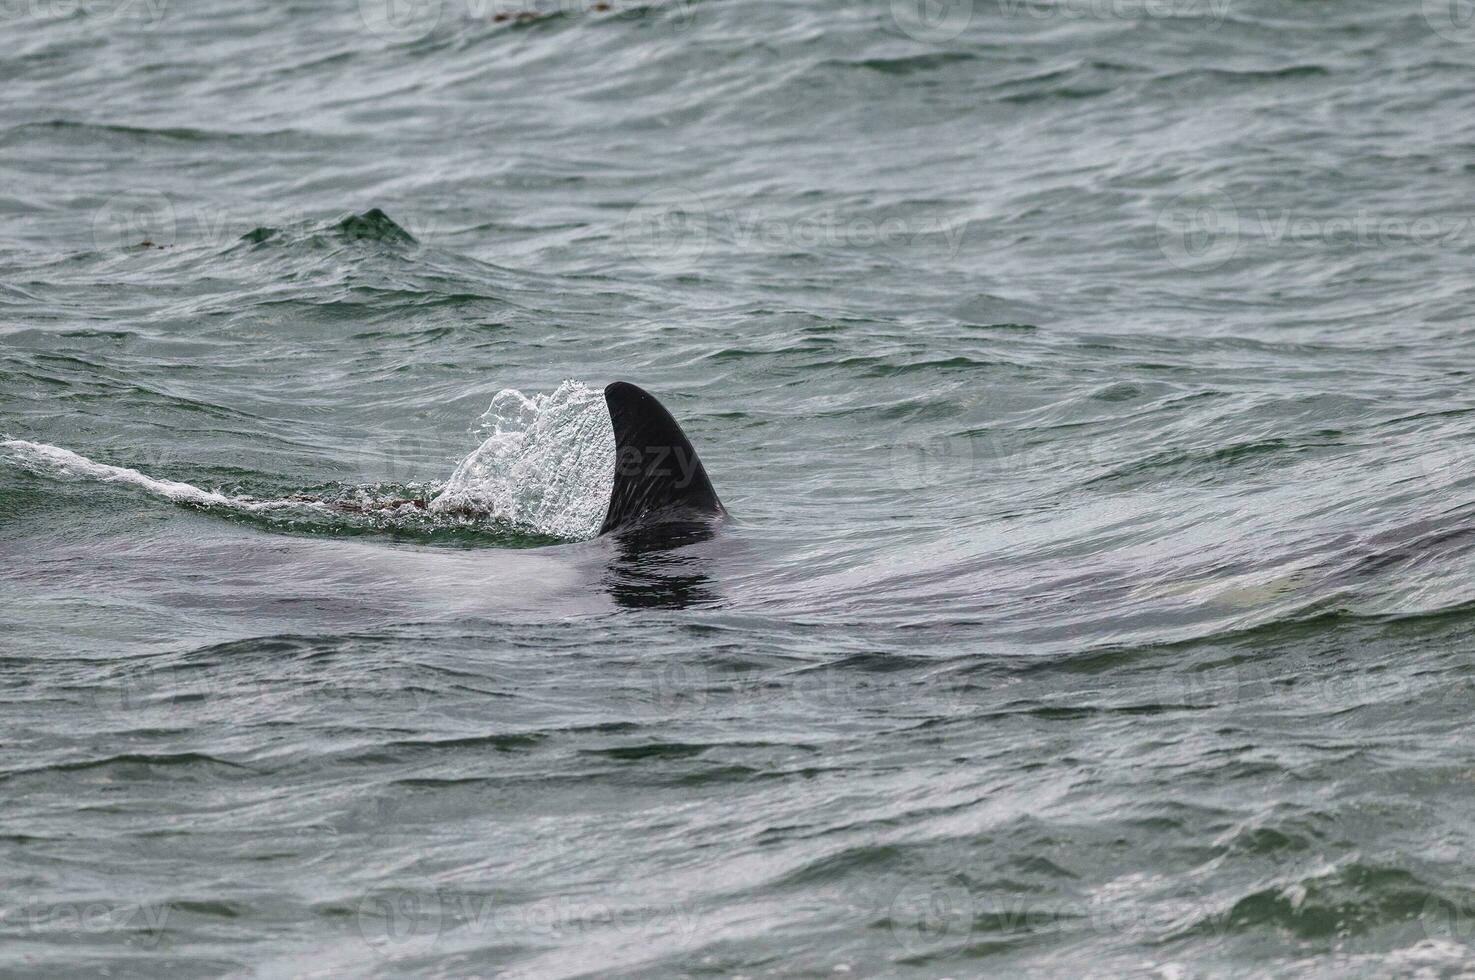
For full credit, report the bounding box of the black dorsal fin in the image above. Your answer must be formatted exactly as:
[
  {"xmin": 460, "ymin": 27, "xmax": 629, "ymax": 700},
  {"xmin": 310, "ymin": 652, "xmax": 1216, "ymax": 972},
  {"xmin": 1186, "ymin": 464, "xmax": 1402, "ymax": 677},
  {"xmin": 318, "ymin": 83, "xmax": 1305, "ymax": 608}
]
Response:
[{"xmin": 600, "ymin": 382, "xmax": 725, "ymax": 535}]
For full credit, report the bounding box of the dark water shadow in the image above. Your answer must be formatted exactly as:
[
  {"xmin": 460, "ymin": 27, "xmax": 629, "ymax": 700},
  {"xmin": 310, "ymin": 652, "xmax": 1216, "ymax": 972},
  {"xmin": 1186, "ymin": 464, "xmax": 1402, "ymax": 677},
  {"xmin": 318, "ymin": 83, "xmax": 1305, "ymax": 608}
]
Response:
[{"xmin": 602, "ymin": 518, "xmax": 724, "ymax": 610}]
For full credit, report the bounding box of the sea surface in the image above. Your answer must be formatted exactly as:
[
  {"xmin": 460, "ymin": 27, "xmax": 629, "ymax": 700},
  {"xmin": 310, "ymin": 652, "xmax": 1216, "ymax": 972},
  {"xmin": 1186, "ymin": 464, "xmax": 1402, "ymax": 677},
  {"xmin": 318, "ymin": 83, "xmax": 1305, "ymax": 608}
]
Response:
[{"xmin": 4, "ymin": 0, "xmax": 1475, "ymax": 976}]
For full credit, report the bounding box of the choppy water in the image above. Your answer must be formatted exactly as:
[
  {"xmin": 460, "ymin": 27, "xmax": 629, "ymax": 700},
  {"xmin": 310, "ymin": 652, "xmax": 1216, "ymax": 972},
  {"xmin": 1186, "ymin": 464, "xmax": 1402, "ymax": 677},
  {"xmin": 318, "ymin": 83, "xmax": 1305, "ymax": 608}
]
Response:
[{"xmin": 5, "ymin": 0, "xmax": 1475, "ymax": 975}]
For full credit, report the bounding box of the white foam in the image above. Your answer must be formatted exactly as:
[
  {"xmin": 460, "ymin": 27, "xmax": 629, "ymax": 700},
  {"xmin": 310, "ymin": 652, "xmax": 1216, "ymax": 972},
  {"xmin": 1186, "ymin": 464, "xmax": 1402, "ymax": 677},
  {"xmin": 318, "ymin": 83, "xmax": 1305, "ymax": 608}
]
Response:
[
  {"xmin": 0, "ymin": 439, "xmax": 323, "ymax": 514},
  {"xmin": 1, "ymin": 439, "xmax": 240, "ymax": 505}
]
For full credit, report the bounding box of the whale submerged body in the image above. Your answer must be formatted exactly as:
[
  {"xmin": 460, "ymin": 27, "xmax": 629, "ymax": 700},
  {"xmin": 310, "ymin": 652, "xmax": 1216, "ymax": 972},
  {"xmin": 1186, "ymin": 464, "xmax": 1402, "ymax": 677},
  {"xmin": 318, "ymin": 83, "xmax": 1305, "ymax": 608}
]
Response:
[{"xmin": 0, "ymin": 380, "xmax": 734, "ymax": 618}]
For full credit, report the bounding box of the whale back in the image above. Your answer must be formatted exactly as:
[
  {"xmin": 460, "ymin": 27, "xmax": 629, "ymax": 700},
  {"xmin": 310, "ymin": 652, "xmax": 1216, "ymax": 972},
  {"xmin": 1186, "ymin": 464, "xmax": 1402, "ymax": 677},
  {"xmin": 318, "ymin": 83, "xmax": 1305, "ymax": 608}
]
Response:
[{"xmin": 600, "ymin": 382, "xmax": 725, "ymax": 535}]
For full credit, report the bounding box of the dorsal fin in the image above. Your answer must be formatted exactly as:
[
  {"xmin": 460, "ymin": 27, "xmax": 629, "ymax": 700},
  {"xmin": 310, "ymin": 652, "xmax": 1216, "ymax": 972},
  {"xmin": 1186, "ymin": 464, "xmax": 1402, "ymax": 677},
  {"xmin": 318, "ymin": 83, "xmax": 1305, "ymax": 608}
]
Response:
[{"xmin": 600, "ymin": 382, "xmax": 725, "ymax": 536}]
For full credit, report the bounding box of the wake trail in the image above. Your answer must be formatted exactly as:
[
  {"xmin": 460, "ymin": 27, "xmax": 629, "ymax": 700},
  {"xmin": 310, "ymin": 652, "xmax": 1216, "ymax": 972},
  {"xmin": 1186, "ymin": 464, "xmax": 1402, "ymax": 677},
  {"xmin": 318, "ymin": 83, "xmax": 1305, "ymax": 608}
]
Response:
[
  {"xmin": 1, "ymin": 438, "xmax": 289, "ymax": 510},
  {"xmin": 0, "ymin": 379, "xmax": 617, "ymax": 539}
]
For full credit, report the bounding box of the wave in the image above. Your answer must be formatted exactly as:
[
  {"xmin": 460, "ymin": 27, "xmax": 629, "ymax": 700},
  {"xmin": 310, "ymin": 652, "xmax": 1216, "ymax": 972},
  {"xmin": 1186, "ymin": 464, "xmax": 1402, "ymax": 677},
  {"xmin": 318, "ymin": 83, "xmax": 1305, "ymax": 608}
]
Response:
[{"xmin": 235, "ymin": 208, "xmax": 419, "ymax": 250}]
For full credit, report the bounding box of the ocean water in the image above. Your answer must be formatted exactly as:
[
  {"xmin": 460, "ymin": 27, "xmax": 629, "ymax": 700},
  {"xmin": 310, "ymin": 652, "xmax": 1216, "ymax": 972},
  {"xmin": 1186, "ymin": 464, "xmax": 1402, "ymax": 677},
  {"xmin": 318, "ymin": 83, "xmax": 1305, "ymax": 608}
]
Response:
[{"xmin": 5, "ymin": 0, "xmax": 1475, "ymax": 975}]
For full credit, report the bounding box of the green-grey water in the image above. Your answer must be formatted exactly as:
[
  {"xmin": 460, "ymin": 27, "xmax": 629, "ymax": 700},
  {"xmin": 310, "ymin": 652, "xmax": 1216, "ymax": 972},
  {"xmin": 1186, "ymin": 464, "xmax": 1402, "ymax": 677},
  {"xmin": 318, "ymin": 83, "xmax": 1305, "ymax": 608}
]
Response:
[{"xmin": 5, "ymin": 0, "xmax": 1475, "ymax": 976}]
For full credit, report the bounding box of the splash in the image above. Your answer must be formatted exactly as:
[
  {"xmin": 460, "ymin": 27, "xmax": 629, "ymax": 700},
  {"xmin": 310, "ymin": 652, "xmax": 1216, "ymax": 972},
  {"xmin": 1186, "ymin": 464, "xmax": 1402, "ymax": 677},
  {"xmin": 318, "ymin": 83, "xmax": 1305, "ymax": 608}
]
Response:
[
  {"xmin": 431, "ymin": 380, "xmax": 616, "ymax": 540},
  {"xmin": 0, "ymin": 380, "xmax": 616, "ymax": 542}
]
